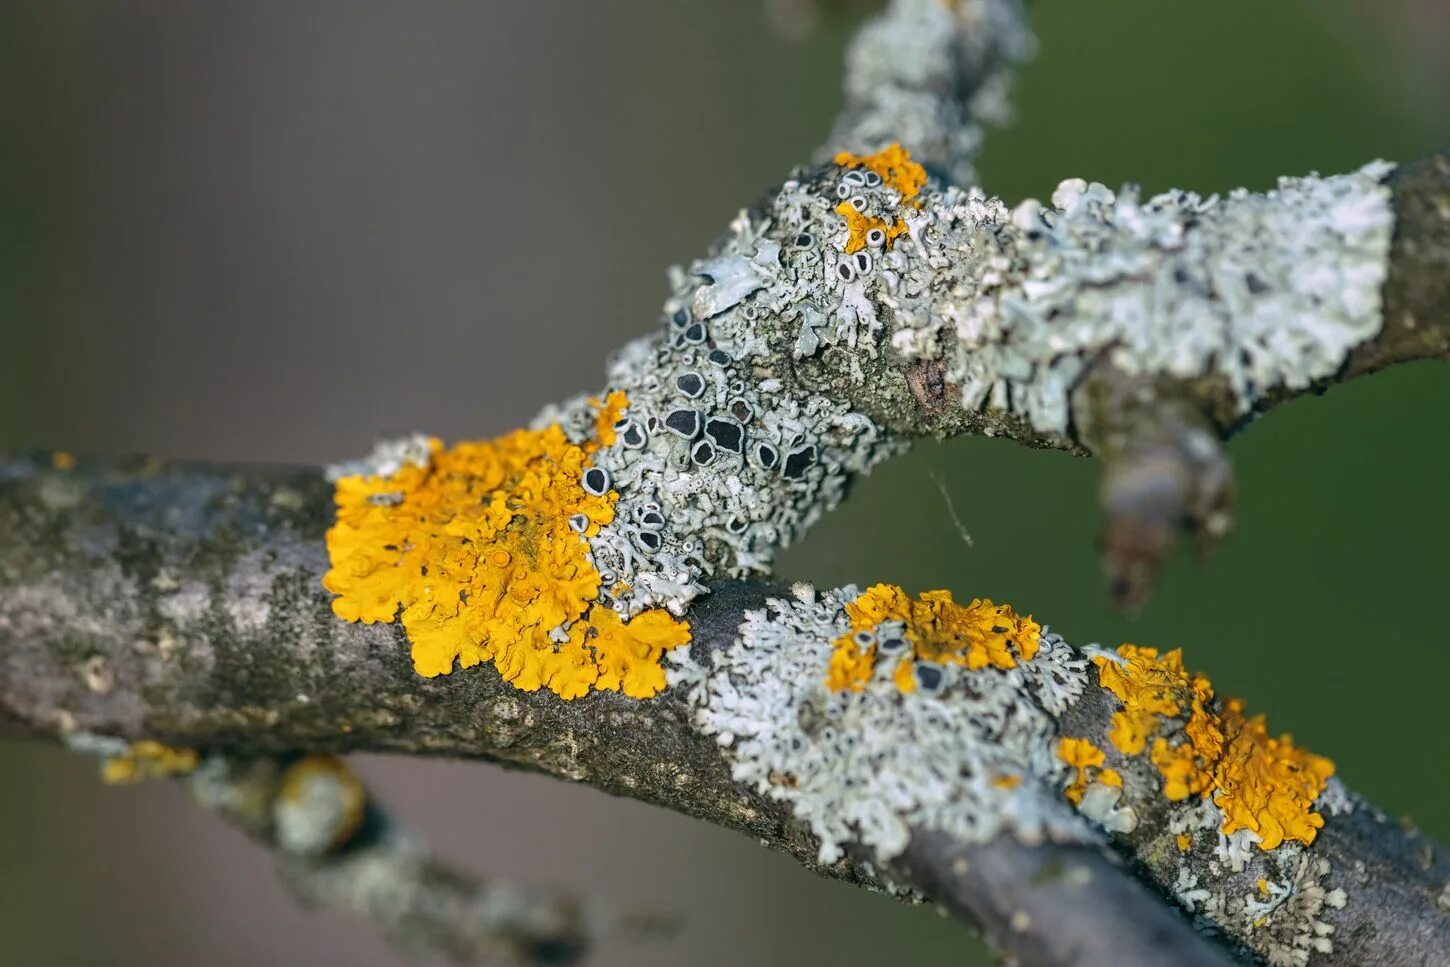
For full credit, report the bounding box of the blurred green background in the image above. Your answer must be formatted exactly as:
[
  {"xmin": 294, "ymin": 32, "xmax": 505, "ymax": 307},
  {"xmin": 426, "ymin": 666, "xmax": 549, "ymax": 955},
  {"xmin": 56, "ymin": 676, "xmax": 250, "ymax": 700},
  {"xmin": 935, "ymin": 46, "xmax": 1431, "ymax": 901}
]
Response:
[{"xmin": 2, "ymin": 1, "xmax": 1446, "ymax": 964}]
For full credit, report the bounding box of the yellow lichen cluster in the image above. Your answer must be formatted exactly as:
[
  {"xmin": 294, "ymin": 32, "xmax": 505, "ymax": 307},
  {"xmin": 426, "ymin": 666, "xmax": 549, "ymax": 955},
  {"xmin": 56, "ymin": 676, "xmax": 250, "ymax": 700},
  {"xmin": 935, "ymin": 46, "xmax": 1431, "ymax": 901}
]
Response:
[
  {"xmin": 322, "ymin": 393, "xmax": 691, "ymax": 700},
  {"xmin": 826, "ymin": 584, "xmax": 1041, "ymax": 692},
  {"xmin": 1095, "ymin": 645, "xmax": 1213, "ymax": 757},
  {"xmin": 834, "ymin": 204, "xmax": 910, "ymax": 255},
  {"xmin": 834, "ymin": 143, "xmax": 929, "ymax": 204},
  {"xmin": 1092, "ymin": 645, "xmax": 1335, "ymax": 850},
  {"xmin": 1056, "ymin": 736, "xmax": 1122, "ymax": 805},
  {"xmin": 833, "ymin": 143, "xmax": 928, "ymax": 254},
  {"xmin": 101, "ymin": 740, "xmax": 199, "ymax": 785}
]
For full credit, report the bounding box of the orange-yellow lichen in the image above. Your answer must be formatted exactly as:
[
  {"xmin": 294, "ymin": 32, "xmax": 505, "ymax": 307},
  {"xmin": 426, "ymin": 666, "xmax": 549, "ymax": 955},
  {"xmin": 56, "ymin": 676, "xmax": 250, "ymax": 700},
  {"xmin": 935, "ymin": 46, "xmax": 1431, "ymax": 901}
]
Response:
[
  {"xmin": 1092, "ymin": 645, "xmax": 1335, "ymax": 850},
  {"xmin": 1094, "ymin": 644, "xmax": 1212, "ymax": 756},
  {"xmin": 567, "ymin": 606, "xmax": 691, "ymax": 699},
  {"xmin": 51, "ymin": 450, "xmax": 77, "ymax": 471},
  {"xmin": 834, "ymin": 203, "xmax": 910, "ymax": 254},
  {"xmin": 834, "ymin": 143, "xmax": 929, "ymax": 205},
  {"xmin": 592, "ymin": 389, "xmax": 628, "ymax": 446},
  {"xmin": 1212, "ymin": 699, "xmax": 1336, "ymax": 849},
  {"xmin": 827, "ymin": 584, "xmax": 1040, "ymax": 692},
  {"xmin": 1056, "ymin": 736, "xmax": 1121, "ymax": 805},
  {"xmin": 101, "ymin": 740, "xmax": 199, "ymax": 785},
  {"xmin": 1176, "ymin": 832, "xmax": 1193, "ymax": 851},
  {"xmin": 322, "ymin": 394, "xmax": 691, "ymax": 700}
]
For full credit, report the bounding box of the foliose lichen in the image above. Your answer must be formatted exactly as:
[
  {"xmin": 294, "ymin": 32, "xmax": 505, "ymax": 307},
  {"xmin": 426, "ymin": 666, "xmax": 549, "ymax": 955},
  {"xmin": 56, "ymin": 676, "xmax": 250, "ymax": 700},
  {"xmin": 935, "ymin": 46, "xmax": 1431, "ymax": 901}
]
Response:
[
  {"xmin": 673, "ymin": 583, "xmax": 1091, "ymax": 863},
  {"xmin": 825, "ymin": 583, "xmax": 1041, "ymax": 692},
  {"xmin": 766, "ymin": 144, "xmax": 1396, "ymax": 438},
  {"xmin": 824, "ymin": 0, "xmax": 1034, "ymax": 189},
  {"xmin": 324, "ymin": 149, "xmax": 923, "ymax": 695},
  {"xmin": 1089, "ymin": 644, "xmax": 1335, "ymax": 852},
  {"xmin": 533, "ymin": 155, "xmax": 916, "ymax": 623},
  {"xmin": 940, "ymin": 163, "xmax": 1397, "ymax": 434},
  {"xmin": 1173, "ymin": 842, "xmax": 1348, "ymax": 967},
  {"xmin": 323, "ymin": 409, "xmax": 691, "ymax": 699}
]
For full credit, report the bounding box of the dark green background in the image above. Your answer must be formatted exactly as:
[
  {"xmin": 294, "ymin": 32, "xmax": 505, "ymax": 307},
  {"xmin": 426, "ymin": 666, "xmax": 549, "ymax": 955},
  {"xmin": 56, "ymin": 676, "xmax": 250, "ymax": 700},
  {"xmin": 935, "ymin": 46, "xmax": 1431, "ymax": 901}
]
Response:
[{"xmin": 2, "ymin": 2, "xmax": 1446, "ymax": 964}]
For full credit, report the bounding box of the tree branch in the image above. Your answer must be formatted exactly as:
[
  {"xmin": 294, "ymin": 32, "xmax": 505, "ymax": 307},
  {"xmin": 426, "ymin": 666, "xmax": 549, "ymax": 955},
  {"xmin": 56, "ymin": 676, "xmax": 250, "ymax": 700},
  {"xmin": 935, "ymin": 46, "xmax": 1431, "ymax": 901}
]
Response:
[
  {"xmin": 185, "ymin": 753, "xmax": 588, "ymax": 963},
  {"xmin": 2, "ymin": 456, "xmax": 1446, "ymax": 964},
  {"xmin": 4, "ymin": 1, "xmax": 1448, "ymax": 964}
]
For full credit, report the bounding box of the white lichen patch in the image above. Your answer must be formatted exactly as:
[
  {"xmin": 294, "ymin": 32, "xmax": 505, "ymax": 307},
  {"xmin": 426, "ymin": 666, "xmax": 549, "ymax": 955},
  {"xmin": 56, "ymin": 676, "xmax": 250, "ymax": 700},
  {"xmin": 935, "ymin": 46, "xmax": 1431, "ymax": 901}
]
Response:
[
  {"xmin": 508, "ymin": 149, "xmax": 1397, "ymax": 620},
  {"xmin": 1314, "ymin": 776, "xmax": 1358, "ymax": 818},
  {"xmin": 538, "ymin": 191, "xmax": 910, "ymax": 618},
  {"xmin": 673, "ymin": 585, "xmax": 1093, "ymax": 863},
  {"xmin": 946, "ymin": 162, "xmax": 1397, "ymax": 434},
  {"xmin": 325, "ymin": 433, "xmax": 434, "ymax": 484},
  {"xmin": 1165, "ymin": 832, "xmax": 1349, "ymax": 965},
  {"xmin": 1238, "ymin": 848, "xmax": 1347, "ymax": 966}
]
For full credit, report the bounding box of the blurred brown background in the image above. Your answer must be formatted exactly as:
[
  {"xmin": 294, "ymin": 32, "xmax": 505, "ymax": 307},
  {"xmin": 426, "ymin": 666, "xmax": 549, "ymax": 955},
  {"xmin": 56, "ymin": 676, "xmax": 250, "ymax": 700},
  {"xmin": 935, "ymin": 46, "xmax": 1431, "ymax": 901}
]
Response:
[{"xmin": 2, "ymin": 1, "xmax": 1447, "ymax": 964}]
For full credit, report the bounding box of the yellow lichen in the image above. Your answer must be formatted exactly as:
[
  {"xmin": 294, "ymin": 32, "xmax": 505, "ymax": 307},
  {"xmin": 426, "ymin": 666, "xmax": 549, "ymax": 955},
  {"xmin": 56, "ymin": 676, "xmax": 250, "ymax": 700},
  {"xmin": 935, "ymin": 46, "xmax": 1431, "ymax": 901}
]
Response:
[
  {"xmin": 323, "ymin": 393, "xmax": 691, "ymax": 700},
  {"xmin": 592, "ymin": 389, "xmax": 628, "ymax": 446},
  {"xmin": 570, "ymin": 606, "xmax": 692, "ymax": 699},
  {"xmin": 51, "ymin": 450, "xmax": 77, "ymax": 471},
  {"xmin": 1094, "ymin": 644, "xmax": 1211, "ymax": 756},
  {"xmin": 1176, "ymin": 832, "xmax": 1193, "ymax": 851},
  {"xmin": 1057, "ymin": 736, "xmax": 1118, "ymax": 805},
  {"xmin": 834, "ymin": 143, "xmax": 929, "ymax": 205},
  {"xmin": 101, "ymin": 740, "xmax": 199, "ymax": 784},
  {"xmin": 834, "ymin": 203, "xmax": 910, "ymax": 254},
  {"xmin": 1092, "ymin": 645, "xmax": 1334, "ymax": 850},
  {"xmin": 828, "ymin": 584, "xmax": 1041, "ymax": 692},
  {"xmin": 1212, "ymin": 700, "xmax": 1335, "ymax": 850}
]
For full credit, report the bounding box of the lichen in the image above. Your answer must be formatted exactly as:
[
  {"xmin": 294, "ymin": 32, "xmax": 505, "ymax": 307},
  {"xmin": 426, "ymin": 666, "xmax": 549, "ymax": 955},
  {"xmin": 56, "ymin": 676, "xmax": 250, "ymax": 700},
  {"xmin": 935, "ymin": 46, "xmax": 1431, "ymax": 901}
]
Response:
[
  {"xmin": 324, "ymin": 152, "xmax": 923, "ymax": 696},
  {"xmin": 535, "ymin": 192, "xmax": 905, "ymax": 623},
  {"xmin": 101, "ymin": 740, "xmax": 200, "ymax": 784},
  {"xmin": 824, "ymin": 0, "xmax": 1032, "ymax": 189},
  {"xmin": 1246, "ymin": 853, "xmax": 1347, "ymax": 967},
  {"xmin": 1094, "ymin": 644, "xmax": 1213, "ymax": 758},
  {"xmin": 834, "ymin": 144, "xmax": 929, "ymax": 206},
  {"xmin": 1173, "ymin": 841, "xmax": 1348, "ymax": 966},
  {"xmin": 943, "ymin": 162, "xmax": 1398, "ymax": 435},
  {"xmin": 826, "ymin": 583, "xmax": 1040, "ymax": 692},
  {"xmin": 276, "ymin": 755, "xmax": 367, "ymax": 855},
  {"xmin": 1055, "ymin": 736, "xmax": 1120, "ymax": 806},
  {"xmin": 1092, "ymin": 645, "xmax": 1334, "ymax": 850},
  {"xmin": 676, "ymin": 584, "xmax": 1091, "ymax": 864},
  {"xmin": 834, "ymin": 202, "xmax": 909, "ymax": 255},
  {"xmin": 323, "ymin": 400, "xmax": 691, "ymax": 700}
]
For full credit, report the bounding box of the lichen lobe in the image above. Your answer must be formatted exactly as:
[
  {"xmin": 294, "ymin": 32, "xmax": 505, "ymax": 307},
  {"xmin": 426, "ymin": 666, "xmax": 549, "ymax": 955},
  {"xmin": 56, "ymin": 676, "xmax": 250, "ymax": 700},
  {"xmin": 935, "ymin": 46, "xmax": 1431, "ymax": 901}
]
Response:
[{"xmin": 322, "ymin": 403, "xmax": 690, "ymax": 700}]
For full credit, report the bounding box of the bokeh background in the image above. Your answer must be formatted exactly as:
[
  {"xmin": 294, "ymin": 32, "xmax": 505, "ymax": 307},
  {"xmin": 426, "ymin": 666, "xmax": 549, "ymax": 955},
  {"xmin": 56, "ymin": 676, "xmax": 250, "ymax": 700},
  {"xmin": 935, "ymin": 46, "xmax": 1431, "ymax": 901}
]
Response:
[{"xmin": 2, "ymin": 1, "xmax": 1447, "ymax": 964}]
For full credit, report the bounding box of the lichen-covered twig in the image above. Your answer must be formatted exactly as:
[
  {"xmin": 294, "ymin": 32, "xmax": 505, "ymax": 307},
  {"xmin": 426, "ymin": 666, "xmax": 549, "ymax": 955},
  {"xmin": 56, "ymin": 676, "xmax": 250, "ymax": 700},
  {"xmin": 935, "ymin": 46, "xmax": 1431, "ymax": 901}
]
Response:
[
  {"xmin": 186, "ymin": 754, "xmax": 587, "ymax": 964},
  {"xmin": 4, "ymin": 2, "xmax": 1449, "ymax": 964},
  {"xmin": 818, "ymin": 3, "xmax": 1449, "ymax": 602},
  {"xmin": 821, "ymin": 0, "xmax": 1033, "ymax": 186},
  {"xmin": 2, "ymin": 457, "xmax": 1447, "ymax": 965}
]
